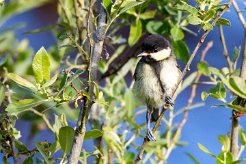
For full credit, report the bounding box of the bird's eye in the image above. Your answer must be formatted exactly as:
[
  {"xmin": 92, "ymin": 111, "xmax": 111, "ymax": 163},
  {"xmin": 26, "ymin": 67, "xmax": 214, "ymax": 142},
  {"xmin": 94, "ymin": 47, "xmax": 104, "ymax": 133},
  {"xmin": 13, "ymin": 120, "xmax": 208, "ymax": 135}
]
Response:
[{"xmin": 153, "ymin": 48, "xmax": 158, "ymax": 52}]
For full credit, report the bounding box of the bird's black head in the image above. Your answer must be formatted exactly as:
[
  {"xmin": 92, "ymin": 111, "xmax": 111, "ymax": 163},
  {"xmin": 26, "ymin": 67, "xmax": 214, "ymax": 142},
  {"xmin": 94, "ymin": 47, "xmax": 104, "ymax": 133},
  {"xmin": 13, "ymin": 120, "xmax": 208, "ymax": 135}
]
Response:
[{"xmin": 138, "ymin": 35, "xmax": 172, "ymax": 61}]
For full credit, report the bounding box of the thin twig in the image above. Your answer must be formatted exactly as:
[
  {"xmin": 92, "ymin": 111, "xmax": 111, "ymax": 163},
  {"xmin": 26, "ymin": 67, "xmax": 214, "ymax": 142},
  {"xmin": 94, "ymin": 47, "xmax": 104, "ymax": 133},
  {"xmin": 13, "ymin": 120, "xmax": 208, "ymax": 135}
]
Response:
[
  {"xmin": 232, "ymin": 1, "xmax": 246, "ymax": 29},
  {"xmin": 230, "ymin": 0, "xmax": 246, "ymax": 159},
  {"xmin": 135, "ymin": 1, "xmax": 233, "ymax": 161},
  {"xmin": 73, "ymin": 0, "xmax": 83, "ymax": 45},
  {"xmin": 164, "ymin": 41, "xmax": 213, "ymax": 160},
  {"xmin": 9, "ymin": 136, "xmax": 17, "ymax": 164},
  {"xmin": 27, "ymin": 109, "xmax": 56, "ymax": 134},
  {"xmin": 219, "ymin": 26, "xmax": 233, "ymax": 73},
  {"xmin": 67, "ymin": 1, "xmax": 107, "ymax": 163}
]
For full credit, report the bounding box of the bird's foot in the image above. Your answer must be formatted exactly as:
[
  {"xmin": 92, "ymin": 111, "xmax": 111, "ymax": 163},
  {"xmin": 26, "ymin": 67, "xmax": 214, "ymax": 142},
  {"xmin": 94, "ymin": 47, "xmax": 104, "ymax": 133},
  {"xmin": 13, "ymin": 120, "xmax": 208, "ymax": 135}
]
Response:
[
  {"xmin": 165, "ymin": 96, "xmax": 174, "ymax": 106},
  {"xmin": 146, "ymin": 129, "xmax": 156, "ymax": 141}
]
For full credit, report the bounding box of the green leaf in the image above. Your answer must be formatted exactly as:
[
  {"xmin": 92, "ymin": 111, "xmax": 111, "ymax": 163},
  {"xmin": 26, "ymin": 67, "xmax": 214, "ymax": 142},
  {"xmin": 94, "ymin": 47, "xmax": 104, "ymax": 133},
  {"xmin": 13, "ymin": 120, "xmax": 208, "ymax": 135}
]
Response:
[
  {"xmin": 118, "ymin": 0, "xmax": 145, "ymax": 16},
  {"xmin": 35, "ymin": 143, "xmax": 52, "ymax": 164},
  {"xmin": 198, "ymin": 143, "xmax": 216, "ymax": 158},
  {"xmin": 59, "ymin": 126, "xmax": 74, "ymax": 154},
  {"xmin": 8, "ymin": 73, "xmax": 36, "ymax": 91},
  {"xmin": 172, "ymin": 40, "xmax": 190, "ymax": 62},
  {"xmin": 171, "ymin": 26, "xmax": 184, "ymax": 41},
  {"xmin": 124, "ymin": 89, "xmax": 136, "ymax": 117},
  {"xmin": 216, "ymin": 18, "xmax": 231, "ymax": 26},
  {"xmin": 23, "ymin": 156, "xmax": 33, "ymax": 164},
  {"xmin": 218, "ymin": 135, "xmax": 230, "ymax": 152},
  {"xmin": 233, "ymin": 46, "xmax": 241, "ymax": 63},
  {"xmin": 216, "ymin": 152, "xmax": 233, "ymax": 164},
  {"xmin": 124, "ymin": 152, "xmax": 135, "ymax": 162},
  {"xmin": 227, "ymin": 76, "xmax": 246, "ymax": 99},
  {"xmin": 239, "ymin": 128, "xmax": 246, "ymax": 146},
  {"xmin": 197, "ymin": 61, "xmax": 210, "ymax": 76},
  {"xmin": 208, "ymin": 82, "xmax": 226, "ymax": 101},
  {"xmin": 14, "ymin": 140, "xmax": 29, "ymax": 152},
  {"xmin": 175, "ymin": 1, "xmax": 198, "ymax": 15},
  {"xmin": 226, "ymin": 103, "xmax": 246, "ymax": 114},
  {"xmin": 0, "ymin": 82, "xmax": 6, "ymax": 105},
  {"xmin": 128, "ymin": 19, "xmax": 142, "ymax": 46},
  {"xmin": 203, "ymin": 9, "xmax": 216, "ymax": 22},
  {"xmin": 186, "ymin": 153, "xmax": 200, "ymax": 164},
  {"xmin": 42, "ymin": 73, "xmax": 58, "ymax": 88},
  {"xmin": 5, "ymin": 99, "xmax": 47, "ymax": 115},
  {"xmin": 146, "ymin": 20, "xmax": 165, "ymax": 34},
  {"xmin": 103, "ymin": 0, "xmax": 112, "ymax": 15},
  {"xmin": 201, "ymin": 91, "xmax": 209, "ymax": 101},
  {"xmin": 138, "ymin": 10, "xmax": 157, "ymax": 20},
  {"xmin": 202, "ymin": 23, "xmax": 213, "ymax": 31},
  {"xmin": 32, "ymin": 47, "xmax": 50, "ymax": 84},
  {"xmin": 84, "ymin": 129, "xmax": 103, "ymax": 140},
  {"xmin": 187, "ymin": 15, "xmax": 202, "ymax": 25}
]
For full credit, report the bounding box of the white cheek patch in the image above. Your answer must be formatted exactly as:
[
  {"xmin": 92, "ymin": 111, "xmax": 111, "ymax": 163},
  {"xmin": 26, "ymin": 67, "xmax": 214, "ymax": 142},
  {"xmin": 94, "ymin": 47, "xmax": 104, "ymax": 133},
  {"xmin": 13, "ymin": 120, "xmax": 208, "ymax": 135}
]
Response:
[{"xmin": 150, "ymin": 47, "xmax": 171, "ymax": 61}]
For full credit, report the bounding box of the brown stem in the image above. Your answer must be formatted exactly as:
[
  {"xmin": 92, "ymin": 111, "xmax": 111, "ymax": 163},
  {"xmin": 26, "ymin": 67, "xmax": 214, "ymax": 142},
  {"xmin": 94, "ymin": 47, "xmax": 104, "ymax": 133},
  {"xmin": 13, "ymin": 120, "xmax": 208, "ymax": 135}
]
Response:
[
  {"xmin": 230, "ymin": 0, "xmax": 246, "ymax": 159},
  {"xmin": 67, "ymin": 1, "xmax": 107, "ymax": 163},
  {"xmin": 135, "ymin": 1, "xmax": 233, "ymax": 161},
  {"xmin": 164, "ymin": 41, "xmax": 213, "ymax": 160},
  {"xmin": 219, "ymin": 26, "xmax": 233, "ymax": 73}
]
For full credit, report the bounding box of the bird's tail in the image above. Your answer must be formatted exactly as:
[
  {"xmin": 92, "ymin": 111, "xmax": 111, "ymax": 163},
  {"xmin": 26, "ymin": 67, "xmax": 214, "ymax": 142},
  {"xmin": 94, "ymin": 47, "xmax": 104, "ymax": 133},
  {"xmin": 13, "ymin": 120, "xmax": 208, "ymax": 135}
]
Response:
[{"xmin": 150, "ymin": 107, "xmax": 159, "ymax": 122}]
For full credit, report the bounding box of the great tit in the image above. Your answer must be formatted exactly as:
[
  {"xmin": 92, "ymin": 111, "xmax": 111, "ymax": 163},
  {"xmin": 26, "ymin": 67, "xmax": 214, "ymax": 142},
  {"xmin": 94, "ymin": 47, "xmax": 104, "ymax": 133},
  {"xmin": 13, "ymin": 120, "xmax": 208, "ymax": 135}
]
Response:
[{"xmin": 133, "ymin": 35, "xmax": 181, "ymax": 141}]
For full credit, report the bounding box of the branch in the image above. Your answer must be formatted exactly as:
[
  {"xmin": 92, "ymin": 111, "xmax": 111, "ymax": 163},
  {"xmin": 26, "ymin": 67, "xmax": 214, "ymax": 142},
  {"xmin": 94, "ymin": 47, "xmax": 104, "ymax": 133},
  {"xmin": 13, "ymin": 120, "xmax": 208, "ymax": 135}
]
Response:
[
  {"xmin": 230, "ymin": 0, "xmax": 246, "ymax": 159},
  {"xmin": 232, "ymin": 1, "xmax": 246, "ymax": 29},
  {"xmin": 135, "ymin": 1, "xmax": 233, "ymax": 161},
  {"xmin": 164, "ymin": 41, "xmax": 213, "ymax": 160},
  {"xmin": 67, "ymin": 1, "xmax": 107, "ymax": 163},
  {"xmin": 219, "ymin": 26, "xmax": 233, "ymax": 73}
]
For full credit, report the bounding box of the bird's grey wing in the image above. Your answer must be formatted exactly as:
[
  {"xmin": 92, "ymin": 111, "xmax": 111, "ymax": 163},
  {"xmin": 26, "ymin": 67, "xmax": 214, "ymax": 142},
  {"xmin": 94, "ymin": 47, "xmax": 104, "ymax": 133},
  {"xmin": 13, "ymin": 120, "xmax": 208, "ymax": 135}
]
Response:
[{"xmin": 133, "ymin": 59, "xmax": 144, "ymax": 81}]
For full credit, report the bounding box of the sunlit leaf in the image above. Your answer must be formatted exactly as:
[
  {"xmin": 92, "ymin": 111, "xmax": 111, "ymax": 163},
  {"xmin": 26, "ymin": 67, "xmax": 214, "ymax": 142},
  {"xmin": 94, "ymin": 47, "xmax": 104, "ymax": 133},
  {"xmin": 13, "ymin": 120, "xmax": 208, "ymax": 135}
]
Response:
[
  {"xmin": 227, "ymin": 76, "xmax": 246, "ymax": 99},
  {"xmin": 216, "ymin": 152, "xmax": 233, "ymax": 164},
  {"xmin": 128, "ymin": 19, "xmax": 142, "ymax": 46},
  {"xmin": 59, "ymin": 126, "xmax": 74, "ymax": 154},
  {"xmin": 216, "ymin": 18, "xmax": 231, "ymax": 26},
  {"xmin": 84, "ymin": 129, "xmax": 103, "ymax": 140},
  {"xmin": 8, "ymin": 73, "xmax": 36, "ymax": 91},
  {"xmin": 42, "ymin": 73, "xmax": 58, "ymax": 88},
  {"xmin": 187, "ymin": 15, "xmax": 202, "ymax": 25},
  {"xmin": 198, "ymin": 143, "xmax": 216, "ymax": 158},
  {"xmin": 239, "ymin": 128, "xmax": 246, "ymax": 146},
  {"xmin": 226, "ymin": 103, "xmax": 246, "ymax": 114},
  {"xmin": 138, "ymin": 10, "xmax": 157, "ymax": 20},
  {"xmin": 171, "ymin": 26, "xmax": 184, "ymax": 41},
  {"xmin": 218, "ymin": 135, "xmax": 230, "ymax": 152},
  {"xmin": 203, "ymin": 9, "xmax": 216, "ymax": 22},
  {"xmin": 201, "ymin": 91, "xmax": 209, "ymax": 101},
  {"xmin": 175, "ymin": 1, "xmax": 198, "ymax": 15},
  {"xmin": 124, "ymin": 89, "xmax": 136, "ymax": 117},
  {"xmin": 202, "ymin": 23, "xmax": 213, "ymax": 31},
  {"xmin": 103, "ymin": 0, "xmax": 112, "ymax": 15},
  {"xmin": 32, "ymin": 47, "xmax": 50, "ymax": 84},
  {"xmin": 197, "ymin": 61, "xmax": 210, "ymax": 76},
  {"xmin": 118, "ymin": 0, "xmax": 145, "ymax": 15}
]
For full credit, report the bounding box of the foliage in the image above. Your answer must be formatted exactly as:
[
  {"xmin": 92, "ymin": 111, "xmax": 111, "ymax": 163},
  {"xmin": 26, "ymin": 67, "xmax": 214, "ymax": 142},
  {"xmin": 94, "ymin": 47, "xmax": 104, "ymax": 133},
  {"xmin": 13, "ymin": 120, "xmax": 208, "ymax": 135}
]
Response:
[{"xmin": 0, "ymin": 0, "xmax": 245, "ymax": 163}]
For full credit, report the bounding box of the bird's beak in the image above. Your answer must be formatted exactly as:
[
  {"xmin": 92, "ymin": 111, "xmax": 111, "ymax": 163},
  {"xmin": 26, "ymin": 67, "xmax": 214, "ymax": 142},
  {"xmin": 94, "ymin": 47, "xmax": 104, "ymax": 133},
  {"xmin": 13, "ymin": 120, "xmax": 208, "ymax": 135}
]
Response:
[{"xmin": 137, "ymin": 52, "xmax": 149, "ymax": 57}]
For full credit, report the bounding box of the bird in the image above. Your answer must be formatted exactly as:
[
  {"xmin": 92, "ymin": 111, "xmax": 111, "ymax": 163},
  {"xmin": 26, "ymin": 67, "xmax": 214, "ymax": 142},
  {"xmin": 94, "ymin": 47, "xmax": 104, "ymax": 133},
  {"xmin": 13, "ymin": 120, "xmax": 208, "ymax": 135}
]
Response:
[{"xmin": 133, "ymin": 35, "xmax": 181, "ymax": 141}]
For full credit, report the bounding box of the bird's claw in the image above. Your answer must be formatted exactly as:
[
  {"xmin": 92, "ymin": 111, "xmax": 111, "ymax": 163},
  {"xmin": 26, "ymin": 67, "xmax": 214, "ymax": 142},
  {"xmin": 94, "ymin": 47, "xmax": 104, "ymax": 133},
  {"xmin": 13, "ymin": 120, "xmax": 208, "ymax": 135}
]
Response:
[
  {"xmin": 146, "ymin": 129, "xmax": 156, "ymax": 141},
  {"xmin": 165, "ymin": 96, "xmax": 174, "ymax": 106}
]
